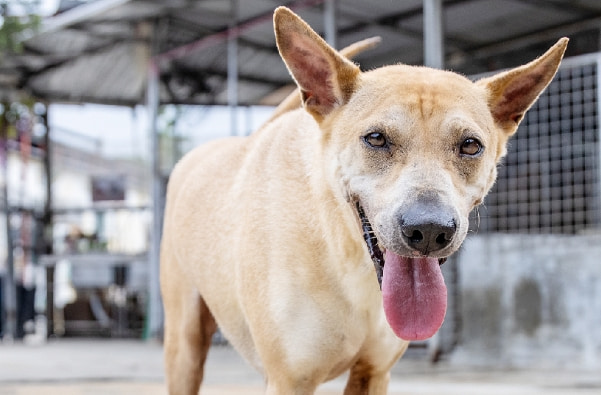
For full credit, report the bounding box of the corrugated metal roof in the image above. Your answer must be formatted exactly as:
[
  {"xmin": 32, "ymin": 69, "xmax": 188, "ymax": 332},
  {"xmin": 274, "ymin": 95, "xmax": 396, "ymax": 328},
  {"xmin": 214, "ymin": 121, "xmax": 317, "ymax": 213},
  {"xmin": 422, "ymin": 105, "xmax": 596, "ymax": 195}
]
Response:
[{"xmin": 2, "ymin": 0, "xmax": 601, "ymax": 106}]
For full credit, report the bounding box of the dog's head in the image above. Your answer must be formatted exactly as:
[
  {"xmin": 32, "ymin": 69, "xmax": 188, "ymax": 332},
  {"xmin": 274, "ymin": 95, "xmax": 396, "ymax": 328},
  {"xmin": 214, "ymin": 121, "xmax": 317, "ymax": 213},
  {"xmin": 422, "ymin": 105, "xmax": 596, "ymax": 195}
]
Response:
[{"xmin": 274, "ymin": 7, "xmax": 567, "ymax": 341}]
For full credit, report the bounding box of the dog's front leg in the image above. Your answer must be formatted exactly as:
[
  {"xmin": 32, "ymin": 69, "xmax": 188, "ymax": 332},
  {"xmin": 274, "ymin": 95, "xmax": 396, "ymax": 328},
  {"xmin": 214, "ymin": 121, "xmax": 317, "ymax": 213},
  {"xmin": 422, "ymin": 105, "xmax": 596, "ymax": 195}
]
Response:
[{"xmin": 343, "ymin": 363, "xmax": 390, "ymax": 395}]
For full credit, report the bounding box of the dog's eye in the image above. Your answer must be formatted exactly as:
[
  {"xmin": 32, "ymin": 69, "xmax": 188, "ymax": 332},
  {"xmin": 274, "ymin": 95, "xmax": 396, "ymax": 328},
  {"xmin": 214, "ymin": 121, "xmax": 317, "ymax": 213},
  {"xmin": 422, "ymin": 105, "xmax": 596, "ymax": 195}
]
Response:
[
  {"xmin": 459, "ymin": 138, "xmax": 483, "ymax": 156},
  {"xmin": 363, "ymin": 132, "xmax": 388, "ymax": 148}
]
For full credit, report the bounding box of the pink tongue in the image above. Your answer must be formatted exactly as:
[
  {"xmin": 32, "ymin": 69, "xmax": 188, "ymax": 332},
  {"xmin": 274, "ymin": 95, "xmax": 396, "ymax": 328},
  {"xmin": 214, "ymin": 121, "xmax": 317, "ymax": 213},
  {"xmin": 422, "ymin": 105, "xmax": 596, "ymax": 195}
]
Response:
[{"xmin": 382, "ymin": 251, "xmax": 447, "ymax": 341}]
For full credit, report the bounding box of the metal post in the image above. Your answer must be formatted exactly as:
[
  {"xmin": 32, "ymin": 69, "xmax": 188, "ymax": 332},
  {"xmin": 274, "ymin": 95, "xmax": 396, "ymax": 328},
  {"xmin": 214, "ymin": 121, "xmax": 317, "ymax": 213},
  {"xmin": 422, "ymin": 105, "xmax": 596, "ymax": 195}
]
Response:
[
  {"xmin": 41, "ymin": 104, "xmax": 52, "ymax": 258},
  {"xmin": 423, "ymin": 0, "xmax": 444, "ymax": 69},
  {"xmin": 591, "ymin": 56, "xmax": 601, "ymax": 229},
  {"xmin": 41, "ymin": 103, "xmax": 54, "ymax": 337},
  {"xmin": 323, "ymin": 0, "xmax": 336, "ymax": 48},
  {"xmin": 228, "ymin": 0, "xmax": 239, "ymax": 136},
  {"xmin": 245, "ymin": 106, "xmax": 253, "ymax": 136},
  {"xmin": 146, "ymin": 44, "xmax": 163, "ymax": 339},
  {"xmin": 423, "ymin": 1, "xmax": 444, "ymax": 357},
  {"xmin": 0, "ymin": 112, "xmax": 16, "ymax": 339}
]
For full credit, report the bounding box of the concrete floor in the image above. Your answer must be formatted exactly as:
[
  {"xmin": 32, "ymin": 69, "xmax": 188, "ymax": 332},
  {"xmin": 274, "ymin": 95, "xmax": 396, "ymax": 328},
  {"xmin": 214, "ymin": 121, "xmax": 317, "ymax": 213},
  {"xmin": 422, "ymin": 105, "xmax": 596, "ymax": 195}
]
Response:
[{"xmin": 0, "ymin": 339, "xmax": 600, "ymax": 394}]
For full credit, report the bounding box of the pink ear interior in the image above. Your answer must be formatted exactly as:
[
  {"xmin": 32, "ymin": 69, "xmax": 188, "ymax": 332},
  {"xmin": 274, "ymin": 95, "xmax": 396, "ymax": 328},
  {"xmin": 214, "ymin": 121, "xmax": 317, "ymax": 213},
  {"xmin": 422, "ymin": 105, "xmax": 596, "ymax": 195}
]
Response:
[
  {"xmin": 490, "ymin": 66, "xmax": 549, "ymax": 126},
  {"xmin": 284, "ymin": 34, "xmax": 339, "ymax": 112},
  {"xmin": 481, "ymin": 37, "xmax": 568, "ymax": 131}
]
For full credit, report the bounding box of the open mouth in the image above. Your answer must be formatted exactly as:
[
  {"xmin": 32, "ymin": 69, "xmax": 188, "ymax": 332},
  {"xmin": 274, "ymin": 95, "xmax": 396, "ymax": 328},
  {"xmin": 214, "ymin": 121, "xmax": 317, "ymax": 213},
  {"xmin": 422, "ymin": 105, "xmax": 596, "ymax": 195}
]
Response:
[
  {"xmin": 356, "ymin": 203, "xmax": 385, "ymax": 287},
  {"xmin": 355, "ymin": 202, "xmax": 448, "ymax": 341},
  {"xmin": 355, "ymin": 202, "xmax": 447, "ymax": 289}
]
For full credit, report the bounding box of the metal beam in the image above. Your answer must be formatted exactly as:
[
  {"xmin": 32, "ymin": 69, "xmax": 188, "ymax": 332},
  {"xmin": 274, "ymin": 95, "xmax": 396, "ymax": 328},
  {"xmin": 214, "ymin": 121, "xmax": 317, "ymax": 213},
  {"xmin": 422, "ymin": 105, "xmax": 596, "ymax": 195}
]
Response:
[
  {"xmin": 20, "ymin": 0, "xmax": 133, "ymax": 41},
  {"xmin": 464, "ymin": 16, "xmax": 601, "ymax": 61},
  {"xmin": 423, "ymin": 0, "xmax": 444, "ymax": 69},
  {"xmin": 154, "ymin": 0, "xmax": 326, "ymax": 64}
]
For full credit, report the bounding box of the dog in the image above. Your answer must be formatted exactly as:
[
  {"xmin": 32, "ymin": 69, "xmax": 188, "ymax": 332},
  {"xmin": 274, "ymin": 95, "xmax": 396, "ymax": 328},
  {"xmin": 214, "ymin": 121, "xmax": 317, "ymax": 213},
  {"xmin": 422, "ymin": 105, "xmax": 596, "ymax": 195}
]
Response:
[{"xmin": 160, "ymin": 7, "xmax": 567, "ymax": 394}]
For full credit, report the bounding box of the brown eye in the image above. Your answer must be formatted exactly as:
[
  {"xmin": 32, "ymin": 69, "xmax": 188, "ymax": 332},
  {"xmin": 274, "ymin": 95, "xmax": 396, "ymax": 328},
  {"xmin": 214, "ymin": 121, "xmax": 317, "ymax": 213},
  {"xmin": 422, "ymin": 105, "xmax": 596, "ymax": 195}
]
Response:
[
  {"xmin": 459, "ymin": 138, "xmax": 483, "ymax": 156},
  {"xmin": 363, "ymin": 132, "xmax": 388, "ymax": 148}
]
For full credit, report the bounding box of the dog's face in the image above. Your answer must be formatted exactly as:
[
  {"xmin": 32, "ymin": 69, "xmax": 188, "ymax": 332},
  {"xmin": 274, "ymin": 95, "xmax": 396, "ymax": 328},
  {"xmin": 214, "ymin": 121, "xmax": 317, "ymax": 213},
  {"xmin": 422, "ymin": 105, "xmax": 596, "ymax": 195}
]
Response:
[
  {"xmin": 274, "ymin": 7, "xmax": 566, "ymax": 341},
  {"xmin": 330, "ymin": 66, "xmax": 502, "ymax": 261}
]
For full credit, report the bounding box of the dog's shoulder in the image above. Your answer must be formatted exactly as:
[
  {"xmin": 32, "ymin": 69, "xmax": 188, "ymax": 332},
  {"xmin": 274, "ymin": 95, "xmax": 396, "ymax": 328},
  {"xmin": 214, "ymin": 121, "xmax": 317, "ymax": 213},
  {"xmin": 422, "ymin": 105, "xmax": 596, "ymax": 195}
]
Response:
[
  {"xmin": 168, "ymin": 108, "xmax": 319, "ymax": 211},
  {"xmin": 167, "ymin": 136, "xmax": 248, "ymax": 199}
]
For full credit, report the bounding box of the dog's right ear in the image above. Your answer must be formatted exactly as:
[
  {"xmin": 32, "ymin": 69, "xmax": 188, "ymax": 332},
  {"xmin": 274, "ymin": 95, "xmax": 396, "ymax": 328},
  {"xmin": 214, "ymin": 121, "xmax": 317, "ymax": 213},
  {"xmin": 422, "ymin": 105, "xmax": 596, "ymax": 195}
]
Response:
[
  {"xmin": 477, "ymin": 38, "xmax": 568, "ymax": 136},
  {"xmin": 274, "ymin": 7, "xmax": 361, "ymax": 121}
]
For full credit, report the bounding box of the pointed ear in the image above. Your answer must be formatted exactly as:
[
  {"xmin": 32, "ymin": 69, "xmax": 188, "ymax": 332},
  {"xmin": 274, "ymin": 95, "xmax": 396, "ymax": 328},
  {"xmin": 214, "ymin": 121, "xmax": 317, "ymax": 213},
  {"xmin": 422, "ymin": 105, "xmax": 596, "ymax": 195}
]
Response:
[
  {"xmin": 274, "ymin": 7, "xmax": 361, "ymax": 121},
  {"xmin": 477, "ymin": 38, "xmax": 568, "ymax": 135}
]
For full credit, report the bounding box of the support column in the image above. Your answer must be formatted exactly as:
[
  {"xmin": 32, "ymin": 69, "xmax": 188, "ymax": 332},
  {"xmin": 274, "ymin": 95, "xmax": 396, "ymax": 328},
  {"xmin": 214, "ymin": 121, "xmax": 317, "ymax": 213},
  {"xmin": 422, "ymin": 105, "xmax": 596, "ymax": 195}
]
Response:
[
  {"xmin": 0, "ymin": 107, "xmax": 15, "ymax": 339},
  {"xmin": 423, "ymin": 0, "xmax": 444, "ymax": 69},
  {"xmin": 41, "ymin": 103, "xmax": 54, "ymax": 337},
  {"xmin": 228, "ymin": 0, "xmax": 239, "ymax": 136},
  {"xmin": 423, "ymin": 0, "xmax": 444, "ymax": 359},
  {"xmin": 591, "ymin": 58, "xmax": 601, "ymax": 227},
  {"xmin": 41, "ymin": 104, "xmax": 52, "ymax": 258},
  {"xmin": 146, "ymin": 38, "xmax": 163, "ymax": 339},
  {"xmin": 323, "ymin": 0, "xmax": 336, "ymax": 48}
]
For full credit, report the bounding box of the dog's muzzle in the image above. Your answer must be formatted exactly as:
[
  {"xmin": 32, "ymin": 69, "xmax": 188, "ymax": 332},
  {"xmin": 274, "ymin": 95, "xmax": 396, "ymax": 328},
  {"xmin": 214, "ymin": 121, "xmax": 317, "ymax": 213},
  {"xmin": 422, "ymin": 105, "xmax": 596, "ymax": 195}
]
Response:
[{"xmin": 355, "ymin": 202, "xmax": 447, "ymax": 289}]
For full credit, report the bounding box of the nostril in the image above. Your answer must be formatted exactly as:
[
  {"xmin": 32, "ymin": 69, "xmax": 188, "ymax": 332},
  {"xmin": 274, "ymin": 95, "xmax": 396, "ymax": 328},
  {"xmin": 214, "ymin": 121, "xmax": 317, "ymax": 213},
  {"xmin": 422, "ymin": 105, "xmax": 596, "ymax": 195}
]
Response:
[
  {"xmin": 399, "ymin": 198, "xmax": 458, "ymax": 254},
  {"xmin": 409, "ymin": 230, "xmax": 423, "ymax": 244},
  {"xmin": 435, "ymin": 232, "xmax": 448, "ymax": 245}
]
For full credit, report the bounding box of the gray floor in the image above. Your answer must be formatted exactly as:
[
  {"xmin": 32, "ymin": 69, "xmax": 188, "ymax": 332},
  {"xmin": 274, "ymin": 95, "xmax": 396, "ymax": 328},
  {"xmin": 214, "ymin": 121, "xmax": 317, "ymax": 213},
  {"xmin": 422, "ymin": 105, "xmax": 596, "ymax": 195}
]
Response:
[{"xmin": 0, "ymin": 338, "xmax": 600, "ymax": 394}]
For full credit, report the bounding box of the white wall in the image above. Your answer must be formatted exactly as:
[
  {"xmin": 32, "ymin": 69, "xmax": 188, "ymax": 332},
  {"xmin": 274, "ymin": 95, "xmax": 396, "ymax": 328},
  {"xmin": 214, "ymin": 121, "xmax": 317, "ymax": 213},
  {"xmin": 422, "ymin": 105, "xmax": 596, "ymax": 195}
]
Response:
[{"xmin": 452, "ymin": 234, "xmax": 601, "ymax": 369}]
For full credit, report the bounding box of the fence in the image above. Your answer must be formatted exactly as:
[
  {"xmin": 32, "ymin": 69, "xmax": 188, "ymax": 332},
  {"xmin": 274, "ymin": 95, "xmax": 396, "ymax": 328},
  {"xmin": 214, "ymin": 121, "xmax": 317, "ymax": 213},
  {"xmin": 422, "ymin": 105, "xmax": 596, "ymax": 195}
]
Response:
[
  {"xmin": 451, "ymin": 53, "xmax": 601, "ymax": 368},
  {"xmin": 474, "ymin": 53, "xmax": 601, "ymax": 234}
]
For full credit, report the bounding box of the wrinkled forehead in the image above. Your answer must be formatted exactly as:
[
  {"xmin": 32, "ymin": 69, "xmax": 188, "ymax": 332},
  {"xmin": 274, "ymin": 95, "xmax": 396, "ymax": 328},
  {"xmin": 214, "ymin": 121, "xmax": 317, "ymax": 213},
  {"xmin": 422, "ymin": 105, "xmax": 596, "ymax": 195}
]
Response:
[{"xmin": 348, "ymin": 65, "xmax": 491, "ymax": 126}]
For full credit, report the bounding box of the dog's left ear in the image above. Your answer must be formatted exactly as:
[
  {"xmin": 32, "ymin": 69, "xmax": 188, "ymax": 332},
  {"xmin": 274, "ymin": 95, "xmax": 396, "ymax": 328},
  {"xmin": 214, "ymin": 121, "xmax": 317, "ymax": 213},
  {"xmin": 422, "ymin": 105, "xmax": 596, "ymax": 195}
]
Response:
[
  {"xmin": 274, "ymin": 7, "xmax": 361, "ymax": 121},
  {"xmin": 477, "ymin": 37, "xmax": 568, "ymax": 135}
]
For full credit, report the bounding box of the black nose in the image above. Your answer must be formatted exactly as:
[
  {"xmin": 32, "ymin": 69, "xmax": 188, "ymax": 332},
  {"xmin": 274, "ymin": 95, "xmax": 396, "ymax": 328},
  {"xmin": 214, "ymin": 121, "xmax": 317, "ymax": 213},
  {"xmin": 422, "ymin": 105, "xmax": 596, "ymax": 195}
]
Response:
[{"xmin": 400, "ymin": 197, "xmax": 457, "ymax": 255}]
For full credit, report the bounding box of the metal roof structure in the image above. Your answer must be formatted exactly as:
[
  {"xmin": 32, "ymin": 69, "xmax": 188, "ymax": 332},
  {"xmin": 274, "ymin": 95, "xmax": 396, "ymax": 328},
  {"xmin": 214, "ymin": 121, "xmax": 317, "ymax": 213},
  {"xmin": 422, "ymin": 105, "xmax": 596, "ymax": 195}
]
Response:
[{"xmin": 2, "ymin": 0, "xmax": 601, "ymax": 107}]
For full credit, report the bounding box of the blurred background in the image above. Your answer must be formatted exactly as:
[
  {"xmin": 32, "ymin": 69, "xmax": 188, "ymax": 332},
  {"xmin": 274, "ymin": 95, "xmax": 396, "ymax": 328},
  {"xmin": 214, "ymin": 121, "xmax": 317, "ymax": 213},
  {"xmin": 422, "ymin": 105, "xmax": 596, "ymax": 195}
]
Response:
[{"xmin": 0, "ymin": 0, "xmax": 600, "ymax": 393}]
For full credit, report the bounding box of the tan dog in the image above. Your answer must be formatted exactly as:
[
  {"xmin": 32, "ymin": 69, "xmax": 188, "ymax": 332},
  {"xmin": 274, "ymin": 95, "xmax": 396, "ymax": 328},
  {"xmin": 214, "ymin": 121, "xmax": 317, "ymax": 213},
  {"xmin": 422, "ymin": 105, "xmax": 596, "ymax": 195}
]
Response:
[{"xmin": 160, "ymin": 7, "xmax": 567, "ymax": 394}]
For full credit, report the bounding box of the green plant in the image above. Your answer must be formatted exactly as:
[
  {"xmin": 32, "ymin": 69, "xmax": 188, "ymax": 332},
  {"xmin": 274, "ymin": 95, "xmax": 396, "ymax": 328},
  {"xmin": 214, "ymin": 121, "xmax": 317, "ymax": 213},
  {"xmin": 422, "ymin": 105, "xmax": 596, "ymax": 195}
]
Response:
[{"xmin": 0, "ymin": 0, "xmax": 41, "ymax": 54}]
